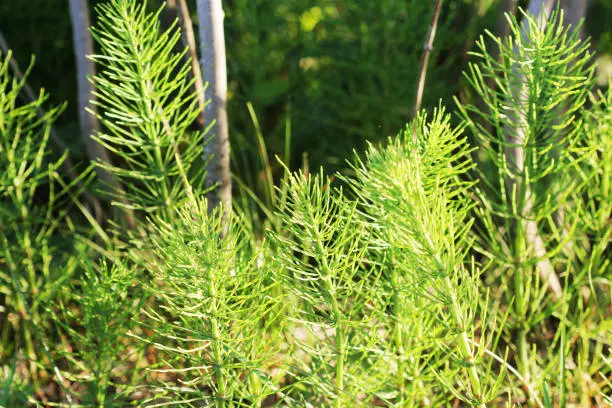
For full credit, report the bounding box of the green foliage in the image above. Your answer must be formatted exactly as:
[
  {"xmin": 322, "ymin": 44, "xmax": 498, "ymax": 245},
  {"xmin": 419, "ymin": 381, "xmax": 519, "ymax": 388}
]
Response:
[
  {"xmin": 226, "ymin": 0, "xmax": 476, "ymax": 185},
  {"xmin": 54, "ymin": 259, "xmax": 143, "ymax": 406},
  {"xmin": 457, "ymin": 7, "xmax": 610, "ymax": 404},
  {"xmin": 559, "ymin": 85, "xmax": 612, "ymax": 406},
  {"xmin": 271, "ymin": 169, "xmax": 381, "ymax": 406},
  {"xmin": 89, "ymin": 0, "xmax": 208, "ymax": 222},
  {"xmin": 349, "ymin": 109, "xmax": 496, "ymax": 406},
  {"xmin": 577, "ymin": 85, "xmax": 611, "ymax": 278},
  {"xmin": 0, "ymin": 52, "xmax": 76, "ymax": 381},
  {"xmin": 140, "ymin": 199, "xmax": 282, "ymax": 407},
  {"xmin": 0, "ymin": 2, "xmax": 610, "ymax": 407}
]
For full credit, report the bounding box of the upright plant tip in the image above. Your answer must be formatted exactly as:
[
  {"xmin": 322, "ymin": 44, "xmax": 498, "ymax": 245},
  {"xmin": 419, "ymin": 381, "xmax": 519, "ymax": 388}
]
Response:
[{"xmin": 89, "ymin": 0, "xmax": 208, "ymax": 223}]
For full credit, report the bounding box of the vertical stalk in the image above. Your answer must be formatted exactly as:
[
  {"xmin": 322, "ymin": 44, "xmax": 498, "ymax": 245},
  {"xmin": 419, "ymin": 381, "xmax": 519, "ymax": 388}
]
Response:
[
  {"xmin": 517, "ymin": 328, "xmax": 529, "ymax": 384},
  {"xmin": 322, "ymin": 271, "xmax": 345, "ymax": 407},
  {"xmin": 390, "ymin": 265, "xmax": 405, "ymax": 397},
  {"xmin": 68, "ymin": 0, "xmax": 100, "ymax": 161},
  {"xmin": 442, "ymin": 274, "xmax": 485, "ymax": 406},
  {"xmin": 122, "ymin": 5, "xmax": 175, "ymax": 220},
  {"xmin": 197, "ymin": 0, "xmax": 232, "ymax": 216},
  {"xmin": 305, "ymin": 197, "xmax": 346, "ymax": 405},
  {"xmin": 506, "ymin": 0, "xmax": 562, "ymax": 302},
  {"xmin": 412, "ymin": 0, "xmax": 443, "ymax": 123},
  {"xmin": 506, "ymin": 0, "xmax": 559, "ymax": 384},
  {"xmin": 514, "ymin": 212, "xmax": 529, "ymax": 383},
  {"xmin": 152, "ymin": 140, "xmax": 173, "ymax": 215},
  {"xmin": 204, "ymin": 256, "xmax": 226, "ymax": 407},
  {"xmin": 334, "ymin": 306, "xmax": 345, "ymax": 408},
  {"xmin": 190, "ymin": 223, "xmax": 227, "ymax": 406},
  {"xmin": 95, "ymin": 371, "xmax": 108, "ymax": 406},
  {"xmin": 12, "ymin": 172, "xmax": 41, "ymax": 378}
]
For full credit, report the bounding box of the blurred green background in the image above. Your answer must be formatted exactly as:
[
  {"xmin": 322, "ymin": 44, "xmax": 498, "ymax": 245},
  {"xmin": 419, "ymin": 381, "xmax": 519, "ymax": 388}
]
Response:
[{"xmin": 0, "ymin": 0, "xmax": 610, "ymax": 182}]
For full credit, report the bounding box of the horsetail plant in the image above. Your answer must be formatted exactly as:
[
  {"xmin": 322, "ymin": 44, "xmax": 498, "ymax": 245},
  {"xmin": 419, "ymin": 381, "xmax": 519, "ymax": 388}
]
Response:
[
  {"xmin": 137, "ymin": 198, "xmax": 283, "ymax": 407},
  {"xmin": 88, "ymin": 2, "xmax": 284, "ymax": 406},
  {"xmin": 89, "ymin": 0, "xmax": 208, "ymax": 227},
  {"xmin": 554, "ymin": 85, "xmax": 611, "ymax": 406},
  {"xmin": 0, "ymin": 52, "xmax": 85, "ymax": 403},
  {"xmin": 53, "ymin": 259, "xmax": 144, "ymax": 406},
  {"xmin": 1, "ymin": 0, "xmax": 610, "ymax": 406},
  {"xmin": 348, "ymin": 108, "xmax": 503, "ymax": 406},
  {"xmin": 270, "ymin": 169, "xmax": 384, "ymax": 407},
  {"xmin": 456, "ymin": 6, "xmax": 599, "ymax": 401}
]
